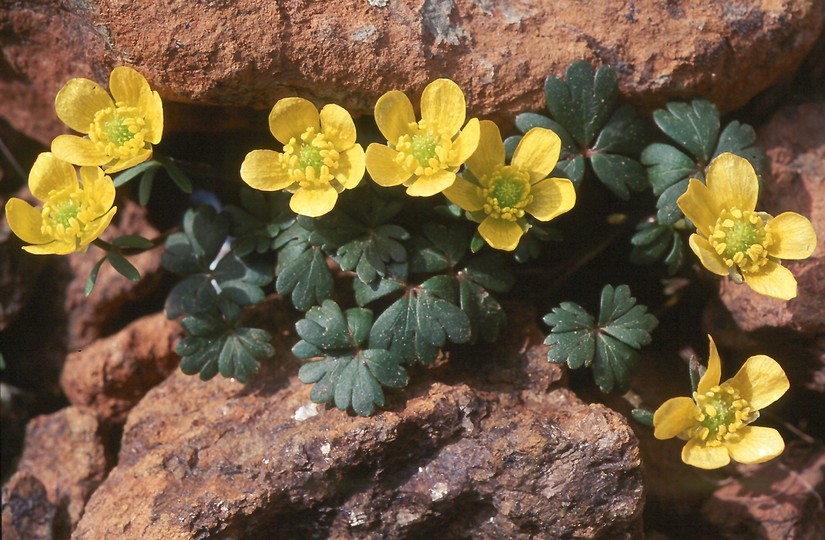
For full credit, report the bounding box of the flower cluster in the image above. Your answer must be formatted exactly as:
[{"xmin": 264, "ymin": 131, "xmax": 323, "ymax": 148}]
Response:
[
  {"xmin": 7, "ymin": 67, "xmax": 163, "ymax": 255},
  {"xmin": 678, "ymin": 153, "xmax": 816, "ymax": 300},
  {"xmin": 241, "ymin": 79, "xmax": 574, "ymax": 251},
  {"xmin": 654, "ymin": 335, "xmax": 789, "ymax": 469}
]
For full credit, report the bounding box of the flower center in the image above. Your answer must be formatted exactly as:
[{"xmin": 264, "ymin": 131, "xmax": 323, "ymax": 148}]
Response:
[
  {"xmin": 282, "ymin": 128, "xmax": 339, "ymax": 190},
  {"xmin": 478, "ymin": 165, "xmax": 532, "ymax": 221},
  {"xmin": 691, "ymin": 384, "xmax": 757, "ymax": 446},
  {"xmin": 39, "ymin": 186, "xmax": 105, "ymax": 248},
  {"xmin": 393, "ymin": 121, "xmax": 455, "ymax": 177},
  {"xmin": 708, "ymin": 207, "xmax": 773, "ymax": 273},
  {"xmin": 89, "ymin": 103, "xmax": 150, "ymax": 161}
]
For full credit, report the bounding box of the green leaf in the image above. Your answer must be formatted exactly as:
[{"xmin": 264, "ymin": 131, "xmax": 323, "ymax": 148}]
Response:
[
  {"xmin": 225, "ymin": 189, "xmax": 296, "ymax": 256},
  {"xmin": 631, "ymin": 408, "xmax": 654, "ymax": 426},
  {"xmin": 408, "ymin": 222, "xmax": 468, "ymax": 274},
  {"xmin": 294, "ymin": 300, "xmax": 408, "ymax": 416},
  {"xmin": 298, "ymin": 350, "xmax": 407, "ymax": 416},
  {"xmin": 369, "ymin": 281, "xmax": 471, "ymax": 365},
  {"xmin": 656, "ymin": 178, "xmax": 689, "ymax": 225},
  {"xmin": 556, "ymin": 154, "xmax": 586, "ymax": 188},
  {"xmin": 211, "ymin": 252, "xmax": 272, "ymax": 306},
  {"xmin": 164, "ymin": 275, "xmax": 218, "ymax": 319},
  {"xmin": 590, "ymin": 153, "xmax": 647, "ymax": 200},
  {"xmin": 84, "ymin": 257, "xmax": 107, "ymax": 296},
  {"xmin": 112, "ymin": 235, "xmax": 154, "ymax": 249},
  {"xmin": 276, "ymin": 245, "xmax": 333, "ymax": 311},
  {"xmin": 459, "ymin": 279, "xmax": 506, "ymax": 344},
  {"xmin": 112, "ymin": 160, "xmax": 161, "ymax": 187},
  {"xmin": 543, "ymin": 284, "xmax": 658, "ymax": 393},
  {"xmin": 641, "ymin": 143, "xmax": 699, "ymax": 195},
  {"xmin": 137, "ymin": 166, "xmax": 157, "ymax": 206},
  {"xmin": 335, "ymin": 224, "xmax": 409, "ymax": 286},
  {"xmin": 106, "ymin": 251, "xmax": 140, "ymax": 282},
  {"xmin": 177, "ymin": 302, "xmax": 274, "ymax": 383},
  {"xmin": 155, "ymin": 154, "xmax": 193, "ymax": 193},
  {"xmin": 592, "ymin": 105, "xmax": 647, "ymax": 155},
  {"xmin": 652, "ymin": 99, "xmax": 719, "ymax": 163},
  {"xmin": 503, "ymin": 135, "xmax": 521, "ymax": 161},
  {"xmin": 461, "ymin": 253, "xmax": 514, "ymax": 293},
  {"xmin": 162, "ymin": 206, "xmax": 230, "ymax": 274},
  {"xmin": 544, "ymin": 61, "xmax": 618, "ymax": 147},
  {"xmin": 630, "ymin": 221, "xmax": 684, "ymax": 274},
  {"xmin": 353, "ymin": 274, "xmax": 406, "ymax": 306},
  {"xmin": 714, "ymin": 120, "xmax": 756, "ymax": 154}
]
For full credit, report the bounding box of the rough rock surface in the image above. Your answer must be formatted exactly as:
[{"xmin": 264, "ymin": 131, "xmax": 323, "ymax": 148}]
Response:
[
  {"xmin": 718, "ymin": 102, "xmax": 825, "ymax": 334},
  {"xmin": 60, "ymin": 312, "xmax": 183, "ymax": 425},
  {"xmin": 703, "ymin": 442, "xmax": 825, "ymax": 539},
  {"xmin": 13, "ymin": 407, "xmax": 109, "ymax": 537},
  {"xmin": 65, "ymin": 200, "xmax": 165, "ymax": 349},
  {"xmin": 72, "ymin": 299, "xmax": 644, "ymax": 539},
  {"xmin": 1, "ymin": 472, "xmax": 56, "ymax": 540},
  {"xmin": 2, "ymin": 0, "xmax": 822, "ymax": 145}
]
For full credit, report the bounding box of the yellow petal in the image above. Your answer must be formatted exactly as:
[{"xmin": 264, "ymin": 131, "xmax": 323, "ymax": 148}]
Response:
[
  {"xmin": 448, "ymin": 118, "xmax": 480, "ymax": 168},
  {"xmin": 767, "ymin": 212, "xmax": 817, "ymax": 260},
  {"xmin": 108, "ymin": 66, "xmax": 151, "ymax": 106},
  {"xmin": 4, "ymin": 198, "xmax": 50, "ymax": 245},
  {"xmin": 290, "ymin": 185, "xmax": 338, "ymax": 217},
  {"xmin": 688, "ymin": 234, "xmax": 728, "ymax": 276},
  {"xmin": 706, "ymin": 153, "xmax": 758, "ymax": 213},
  {"xmin": 525, "ymin": 178, "xmax": 575, "ymax": 222},
  {"xmin": 726, "ymin": 426, "xmax": 784, "ymax": 464},
  {"xmin": 443, "ymin": 176, "xmax": 483, "ymax": 212},
  {"xmin": 678, "ymin": 179, "xmax": 721, "ymax": 237},
  {"xmin": 141, "ymin": 91, "xmax": 164, "ymax": 145},
  {"xmin": 79, "ymin": 166, "xmax": 116, "ymax": 210},
  {"xmin": 365, "ymin": 144, "xmax": 413, "ymax": 187},
  {"xmin": 478, "ymin": 217, "xmax": 523, "ymax": 251},
  {"xmin": 28, "ymin": 152, "xmax": 78, "ymax": 200},
  {"xmin": 105, "ymin": 148, "xmax": 153, "ymax": 174},
  {"xmin": 465, "ymin": 120, "xmax": 504, "ymax": 181},
  {"xmin": 268, "ymin": 98, "xmax": 320, "ymax": 145},
  {"xmin": 406, "ymin": 170, "xmax": 455, "ymax": 197},
  {"xmin": 512, "ymin": 127, "xmax": 561, "ymax": 183},
  {"xmin": 54, "ymin": 78, "xmax": 114, "ymax": 134},
  {"xmin": 320, "ymin": 103, "xmax": 357, "ymax": 149},
  {"xmin": 23, "ymin": 240, "xmax": 78, "ymax": 256},
  {"xmin": 79, "ymin": 207, "xmax": 117, "ymax": 247},
  {"xmin": 697, "ymin": 335, "xmax": 722, "ymax": 394},
  {"xmin": 240, "ymin": 150, "xmax": 293, "ymax": 192},
  {"xmin": 653, "ymin": 396, "xmax": 698, "ymax": 440},
  {"xmin": 374, "ymin": 90, "xmax": 415, "ymax": 145},
  {"xmin": 335, "ymin": 145, "xmax": 366, "ymax": 189},
  {"xmin": 681, "ymin": 438, "xmax": 730, "ymax": 469},
  {"xmin": 743, "ymin": 260, "xmax": 797, "ymax": 300},
  {"xmin": 420, "ymin": 79, "xmax": 466, "ymax": 136},
  {"xmin": 728, "ymin": 354, "xmax": 789, "ymax": 410},
  {"xmin": 51, "ymin": 135, "xmax": 111, "ymax": 167}
]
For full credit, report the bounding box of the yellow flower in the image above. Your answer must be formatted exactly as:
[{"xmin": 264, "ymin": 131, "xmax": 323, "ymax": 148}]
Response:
[
  {"xmin": 51, "ymin": 66, "xmax": 163, "ymax": 174},
  {"xmin": 654, "ymin": 335, "xmax": 789, "ymax": 470},
  {"xmin": 5, "ymin": 153, "xmax": 117, "ymax": 255},
  {"xmin": 240, "ymin": 98, "xmax": 365, "ymax": 217},
  {"xmin": 677, "ymin": 152, "xmax": 816, "ymax": 300},
  {"xmin": 442, "ymin": 121, "xmax": 576, "ymax": 251},
  {"xmin": 365, "ymin": 79, "xmax": 480, "ymax": 197}
]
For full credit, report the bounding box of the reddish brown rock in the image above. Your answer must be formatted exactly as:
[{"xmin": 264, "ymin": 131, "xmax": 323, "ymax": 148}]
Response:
[
  {"xmin": 703, "ymin": 442, "xmax": 825, "ymax": 539},
  {"xmin": 72, "ymin": 298, "xmax": 643, "ymax": 539},
  {"xmin": 1, "ymin": 472, "xmax": 56, "ymax": 540},
  {"xmin": 65, "ymin": 200, "xmax": 165, "ymax": 349},
  {"xmin": 718, "ymin": 102, "xmax": 825, "ymax": 334},
  {"xmin": 2, "ymin": 0, "xmax": 822, "ymax": 145},
  {"xmin": 61, "ymin": 312, "xmax": 183, "ymax": 425},
  {"xmin": 14, "ymin": 407, "xmax": 109, "ymax": 537}
]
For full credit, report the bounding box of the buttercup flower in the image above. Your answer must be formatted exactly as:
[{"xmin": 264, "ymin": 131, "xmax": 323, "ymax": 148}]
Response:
[
  {"xmin": 5, "ymin": 153, "xmax": 117, "ymax": 255},
  {"xmin": 365, "ymin": 79, "xmax": 480, "ymax": 197},
  {"xmin": 240, "ymin": 98, "xmax": 365, "ymax": 217},
  {"xmin": 677, "ymin": 152, "xmax": 816, "ymax": 300},
  {"xmin": 654, "ymin": 335, "xmax": 789, "ymax": 470},
  {"xmin": 442, "ymin": 121, "xmax": 576, "ymax": 251},
  {"xmin": 51, "ymin": 66, "xmax": 163, "ymax": 174}
]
